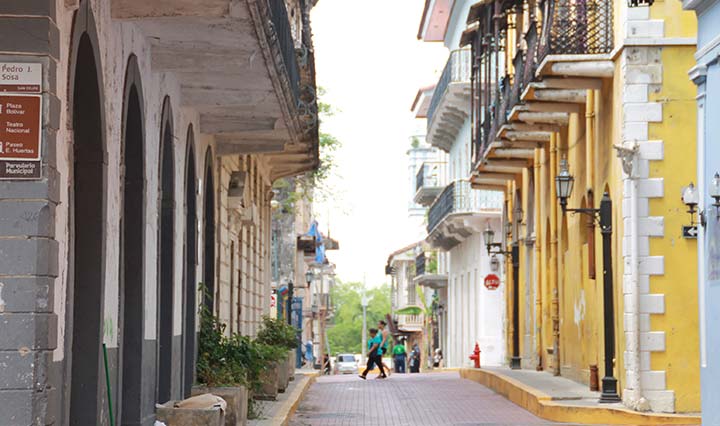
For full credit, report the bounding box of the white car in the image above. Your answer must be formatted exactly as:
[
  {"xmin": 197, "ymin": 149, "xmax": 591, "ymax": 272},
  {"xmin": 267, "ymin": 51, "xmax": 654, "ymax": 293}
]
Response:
[{"xmin": 335, "ymin": 353, "xmax": 358, "ymax": 375}]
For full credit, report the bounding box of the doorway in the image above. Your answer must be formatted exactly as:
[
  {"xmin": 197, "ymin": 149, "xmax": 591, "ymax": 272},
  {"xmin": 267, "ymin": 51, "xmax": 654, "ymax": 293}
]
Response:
[
  {"xmin": 203, "ymin": 151, "xmax": 216, "ymax": 314},
  {"xmin": 182, "ymin": 130, "xmax": 197, "ymax": 397}
]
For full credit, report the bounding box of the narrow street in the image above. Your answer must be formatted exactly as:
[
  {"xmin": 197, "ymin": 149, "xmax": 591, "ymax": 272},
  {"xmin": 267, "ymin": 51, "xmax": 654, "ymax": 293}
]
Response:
[{"xmin": 290, "ymin": 372, "xmax": 567, "ymax": 426}]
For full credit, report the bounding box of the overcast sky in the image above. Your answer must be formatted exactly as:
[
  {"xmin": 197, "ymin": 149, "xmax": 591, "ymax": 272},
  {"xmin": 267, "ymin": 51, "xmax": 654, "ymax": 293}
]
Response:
[{"xmin": 311, "ymin": 1, "xmax": 448, "ymax": 287}]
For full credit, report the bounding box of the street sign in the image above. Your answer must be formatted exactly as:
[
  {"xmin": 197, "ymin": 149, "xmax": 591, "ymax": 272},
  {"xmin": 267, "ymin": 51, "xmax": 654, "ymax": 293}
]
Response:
[
  {"xmin": 682, "ymin": 225, "xmax": 698, "ymax": 239},
  {"xmin": 484, "ymin": 274, "xmax": 501, "ymax": 290},
  {"xmin": 0, "ymin": 63, "xmax": 42, "ymax": 180}
]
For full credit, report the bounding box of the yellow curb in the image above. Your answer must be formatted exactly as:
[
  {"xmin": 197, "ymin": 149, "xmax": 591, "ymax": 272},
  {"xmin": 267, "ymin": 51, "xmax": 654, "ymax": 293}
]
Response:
[
  {"xmin": 265, "ymin": 373, "xmax": 316, "ymax": 426},
  {"xmin": 460, "ymin": 368, "xmax": 701, "ymax": 425}
]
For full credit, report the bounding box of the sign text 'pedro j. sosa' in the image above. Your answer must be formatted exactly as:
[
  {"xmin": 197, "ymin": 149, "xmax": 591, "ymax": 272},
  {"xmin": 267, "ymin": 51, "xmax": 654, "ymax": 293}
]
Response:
[{"xmin": 0, "ymin": 63, "xmax": 42, "ymax": 180}]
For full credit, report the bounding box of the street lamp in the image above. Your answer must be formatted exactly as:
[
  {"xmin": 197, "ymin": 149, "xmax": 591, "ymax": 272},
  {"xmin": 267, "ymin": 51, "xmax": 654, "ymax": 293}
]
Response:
[
  {"xmin": 305, "ymin": 269, "xmax": 314, "ymax": 287},
  {"xmin": 483, "ymin": 223, "xmax": 512, "ymax": 256},
  {"xmin": 682, "ymin": 182, "xmax": 699, "ymax": 226},
  {"xmin": 628, "ymin": 0, "xmax": 654, "ymax": 7},
  {"xmin": 711, "ymin": 173, "xmax": 720, "ymax": 221},
  {"xmin": 555, "ymin": 159, "xmax": 620, "ymax": 403}
]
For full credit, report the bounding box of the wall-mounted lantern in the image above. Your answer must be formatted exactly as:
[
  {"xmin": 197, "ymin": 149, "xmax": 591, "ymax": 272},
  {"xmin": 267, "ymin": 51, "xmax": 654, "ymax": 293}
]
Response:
[
  {"xmin": 710, "ymin": 173, "xmax": 720, "ymax": 221},
  {"xmin": 681, "ymin": 182, "xmax": 700, "ymax": 227},
  {"xmin": 305, "ymin": 269, "xmax": 314, "ymax": 287},
  {"xmin": 484, "ymin": 223, "xmax": 512, "ymax": 257}
]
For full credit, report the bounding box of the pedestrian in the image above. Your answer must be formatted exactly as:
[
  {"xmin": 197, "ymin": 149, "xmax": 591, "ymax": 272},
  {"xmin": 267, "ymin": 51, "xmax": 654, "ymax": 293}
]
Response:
[
  {"xmin": 392, "ymin": 341, "xmax": 407, "ymax": 373},
  {"xmin": 433, "ymin": 348, "xmax": 443, "ymax": 369},
  {"xmin": 377, "ymin": 320, "xmax": 392, "ymax": 376},
  {"xmin": 409, "ymin": 343, "xmax": 421, "ymax": 373},
  {"xmin": 359, "ymin": 328, "xmax": 386, "ymax": 380}
]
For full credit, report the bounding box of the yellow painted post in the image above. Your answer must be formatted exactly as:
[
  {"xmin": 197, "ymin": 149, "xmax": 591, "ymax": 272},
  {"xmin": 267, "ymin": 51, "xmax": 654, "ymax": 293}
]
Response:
[
  {"xmin": 550, "ymin": 132, "xmax": 560, "ymax": 376},
  {"xmin": 534, "ymin": 148, "xmax": 543, "ymax": 370}
]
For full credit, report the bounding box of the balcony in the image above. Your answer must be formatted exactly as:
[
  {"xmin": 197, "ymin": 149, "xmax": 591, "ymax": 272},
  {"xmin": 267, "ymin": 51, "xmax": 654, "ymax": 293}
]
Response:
[
  {"xmin": 463, "ymin": 0, "xmax": 613, "ymax": 185},
  {"xmin": 397, "ymin": 312, "xmax": 425, "ymax": 333},
  {"xmin": 426, "ymin": 181, "xmax": 502, "ymax": 251},
  {"xmin": 414, "ymin": 252, "xmax": 447, "ymax": 289},
  {"xmin": 112, "ymin": 0, "xmax": 320, "ymax": 180},
  {"xmin": 414, "ymin": 161, "xmax": 447, "ymax": 206},
  {"xmin": 426, "ymin": 49, "xmax": 472, "ymax": 152}
]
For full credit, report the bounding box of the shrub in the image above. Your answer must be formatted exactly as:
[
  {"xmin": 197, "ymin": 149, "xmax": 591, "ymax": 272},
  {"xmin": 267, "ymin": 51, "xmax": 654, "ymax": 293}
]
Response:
[{"xmin": 256, "ymin": 315, "xmax": 299, "ymax": 350}]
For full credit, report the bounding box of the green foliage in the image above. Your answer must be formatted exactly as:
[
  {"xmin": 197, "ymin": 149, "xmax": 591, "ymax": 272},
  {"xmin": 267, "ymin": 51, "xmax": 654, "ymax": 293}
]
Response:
[
  {"xmin": 426, "ymin": 252, "xmax": 438, "ymax": 274},
  {"xmin": 326, "ymin": 281, "xmax": 392, "ymax": 354},
  {"xmin": 411, "ymin": 136, "xmax": 420, "ymax": 148},
  {"xmin": 196, "ymin": 286, "xmax": 290, "ymax": 392},
  {"xmin": 256, "ymin": 316, "xmax": 299, "ymax": 350}
]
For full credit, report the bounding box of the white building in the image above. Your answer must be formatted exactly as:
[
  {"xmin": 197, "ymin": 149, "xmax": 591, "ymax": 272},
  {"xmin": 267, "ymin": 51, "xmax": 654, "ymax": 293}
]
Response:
[{"xmin": 415, "ymin": 0, "xmax": 506, "ymax": 368}]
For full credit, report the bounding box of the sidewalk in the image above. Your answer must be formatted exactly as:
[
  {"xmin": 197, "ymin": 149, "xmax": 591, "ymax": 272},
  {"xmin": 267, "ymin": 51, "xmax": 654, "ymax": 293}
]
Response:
[
  {"xmin": 249, "ymin": 371, "xmax": 317, "ymax": 426},
  {"xmin": 460, "ymin": 367, "xmax": 701, "ymax": 425}
]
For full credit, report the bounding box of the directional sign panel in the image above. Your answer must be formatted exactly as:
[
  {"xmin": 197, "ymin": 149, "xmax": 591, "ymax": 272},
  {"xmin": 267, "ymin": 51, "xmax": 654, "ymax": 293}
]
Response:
[{"xmin": 682, "ymin": 225, "xmax": 698, "ymax": 239}]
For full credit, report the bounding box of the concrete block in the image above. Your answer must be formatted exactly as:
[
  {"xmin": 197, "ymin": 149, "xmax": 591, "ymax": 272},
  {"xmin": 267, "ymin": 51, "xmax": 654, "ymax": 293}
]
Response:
[
  {"xmin": 637, "ymin": 141, "xmax": 664, "ymax": 160},
  {"xmin": 639, "ymin": 256, "xmax": 664, "ymax": 276},
  {"xmin": 623, "ymin": 122, "xmax": 649, "ymax": 142},
  {"xmin": 624, "ymin": 48, "xmax": 648, "ymax": 66},
  {"xmin": 640, "ymin": 331, "xmax": 666, "ymax": 352},
  {"xmin": 0, "ymin": 0, "xmax": 56, "ymax": 17},
  {"xmin": 622, "ymin": 196, "xmax": 650, "ymax": 219},
  {"xmin": 0, "ymin": 277, "xmax": 54, "ymax": 313},
  {"xmin": 0, "ymin": 390, "xmax": 32, "ymax": 425},
  {"xmin": 645, "ymin": 389, "xmax": 676, "ymax": 413},
  {"xmin": 640, "ymin": 294, "xmax": 665, "ymax": 314},
  {"xmin": 0, "ymin": 201, "xmax": 55, "ymax": 238},
  {"xmin": 0, "ymin": 238, "xmax": 58, "ymax": 277},
  {"xmin": 638, "ymin": 178, "xmax": 664, "ymax": 198},
  {"xmin": 625, "ymin": 102, "xmax": 663, "ymax": 123},
  {"xmin": 0, "ymin": 168, "xmax": 59, "ymax": 202},
  {"xmin": 639, "ymin": 217, "xmax": 664, "ymax": 237},
  {"xmin": 623, "ymin": 84, "xmax": 648, "ymax": 103},
  {"xmin": 640, "ymin": 370, "xmax": 666, "ymax": 390},
  {"xmin": 0, "ymin": 350, "xmax": 52, "ymax": 389},
  {"xmin": 626, "ymin": 20, "xmax": 664, "ymax": 38},
  {"xmin": 623, "ymin": 274, "xmax": 650, "ymax": 294},
  {"xmin": 0, "ymin": 17, "xmax": 59, "ymax": 59},
  {"xmin": 626, "ymin": 6, "xmax": 650, "ymax": 20},
  {"xmin": 625, "ymin": 64, "xmax": 663, "ymax": 85},
  {"xmin": 640, "ymin": 313, "xmax": 651, "ymax": 332},
  {"xmin": 622, "ymin": 235, "xmax": 650, "ymax": 257},
  {"xmin": 0, "ymin": 313, "xmax": 57, "ymax": 350}
]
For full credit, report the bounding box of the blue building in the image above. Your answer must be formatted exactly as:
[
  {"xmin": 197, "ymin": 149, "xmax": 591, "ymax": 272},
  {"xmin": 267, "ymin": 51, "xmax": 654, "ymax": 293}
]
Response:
[{"xmin": 682, "ymin": 1, "xmax": 720, "ymax": 423}]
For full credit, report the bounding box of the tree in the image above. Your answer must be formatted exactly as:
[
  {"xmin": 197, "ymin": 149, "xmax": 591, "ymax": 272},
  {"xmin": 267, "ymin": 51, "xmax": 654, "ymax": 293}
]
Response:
[{"xmin": 326, "ymin": 281, "xmax": 391, "ymax": 354}]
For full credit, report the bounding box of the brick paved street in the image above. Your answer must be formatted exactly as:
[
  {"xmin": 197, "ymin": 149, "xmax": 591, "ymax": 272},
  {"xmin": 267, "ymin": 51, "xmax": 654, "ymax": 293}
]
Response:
[{"xmin": 290, "ymin": 372, "xmax": 571, "ymax": 426}]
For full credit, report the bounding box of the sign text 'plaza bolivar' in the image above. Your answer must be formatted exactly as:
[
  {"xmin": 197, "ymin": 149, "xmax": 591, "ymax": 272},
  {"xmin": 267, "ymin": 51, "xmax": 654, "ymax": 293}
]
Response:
[{"xmin": 1, "ymin": 0, "xmax": 720, "ymax": 425}]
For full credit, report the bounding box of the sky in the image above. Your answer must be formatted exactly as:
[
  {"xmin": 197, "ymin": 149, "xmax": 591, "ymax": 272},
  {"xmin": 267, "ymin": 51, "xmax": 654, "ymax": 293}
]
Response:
[{"xmin": 311, "ymin": 1, "xmax": 449, "ymax": 287}]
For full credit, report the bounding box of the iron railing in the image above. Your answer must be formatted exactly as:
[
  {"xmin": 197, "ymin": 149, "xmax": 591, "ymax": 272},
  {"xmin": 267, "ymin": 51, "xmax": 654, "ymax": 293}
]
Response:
[
  {"xmin": 416, "ymin": 253, "xmax": 426, "ymax": 277},
  {"xmin": 470, "ymin": 0, "xmax": 613, "ymax": 166},
  {"xmin": 427, "ymin": 49, "xmax": 472, "ymax": 128},
  {"xmin": 415, "ymin": 161, "xmax": 446, "ymax": 192},
  {"xmin": 427, "ymin": 180, "xmax": 504, "ymax": 232},
  {"xmin": 269, "ymin": 0, "xmax": 301, "ymax": 102}
]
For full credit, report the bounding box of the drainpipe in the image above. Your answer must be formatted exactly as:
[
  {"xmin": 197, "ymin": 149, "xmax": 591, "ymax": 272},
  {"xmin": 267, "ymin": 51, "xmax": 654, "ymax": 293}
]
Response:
[
  {"xmin": 534, "ymin": 148, "xmax": 543, "ymax": 370},
  {"xmin": 549, "ymin": 133, "xmax": 560, "ymax": 376},
  {"xmin": 586, "ymin": 90, "xmax": 595, "ymax": 189}
]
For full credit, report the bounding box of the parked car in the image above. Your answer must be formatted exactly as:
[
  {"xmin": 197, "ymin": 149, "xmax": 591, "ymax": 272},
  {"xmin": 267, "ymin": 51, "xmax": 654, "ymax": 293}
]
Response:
[{"xmin": 334, "ymin": 353, "xmax": 358, "ymax": 375}]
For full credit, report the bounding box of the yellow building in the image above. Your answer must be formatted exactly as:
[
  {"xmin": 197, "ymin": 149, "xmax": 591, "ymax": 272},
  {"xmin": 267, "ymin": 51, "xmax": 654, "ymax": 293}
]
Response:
[{"xmin": 463, "ymin": 0, "xmax": 699, "ymax": 413}]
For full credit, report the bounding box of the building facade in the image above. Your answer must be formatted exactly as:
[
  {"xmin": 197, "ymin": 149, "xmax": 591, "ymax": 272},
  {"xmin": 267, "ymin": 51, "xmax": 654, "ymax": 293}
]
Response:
[
  {"xmin": 0, "ymin": 0, "xmax": 319, "ymax": 425},
  {"xmin": 464, "ymin": 0, "xmax": 699, "ymax": 413},
  {"xmin": 417, "ymin": 0, "xmax": 506, "ymax": 368},
  {"xmin": 681, "ymin": 0, "xmax": 720, "ymax": 423}
]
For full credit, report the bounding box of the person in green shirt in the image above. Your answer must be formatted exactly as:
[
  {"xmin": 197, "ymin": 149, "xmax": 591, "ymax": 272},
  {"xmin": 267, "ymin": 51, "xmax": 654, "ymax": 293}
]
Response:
[
  {"xmin": 359, "ymin": 328, "xmax": 386, "ymax": 379},
  {"xmin": 392, "ymin": 342, "xmax": 407, "ymax": 373}
]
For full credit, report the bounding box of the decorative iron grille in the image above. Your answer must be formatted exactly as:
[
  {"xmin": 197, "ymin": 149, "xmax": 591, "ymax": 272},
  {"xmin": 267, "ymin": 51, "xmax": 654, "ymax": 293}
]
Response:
[
  {"xmin": 427, "ymin": 49, "xmax": 472, "ymax": 129},
  {"xmin": 416, "ymin": 253, "xmax": 426, "ymax": 277},
  {"xmin": 538, "ymin": 0, "xmax": 614, "ymax": 62},
  {"xmin": 269, "ymin": 0, "xmax": 301, "ymax": 102}
]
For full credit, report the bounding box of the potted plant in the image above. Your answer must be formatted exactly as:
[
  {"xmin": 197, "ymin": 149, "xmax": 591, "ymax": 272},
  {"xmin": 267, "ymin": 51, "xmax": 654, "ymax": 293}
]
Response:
[
  {"xmin": 254, "ymin": 316, "xmax": 299, "ymax": 395},
  {"xmin": 193, "ymin": 303, "xmax": 252, "ymax": 426}
]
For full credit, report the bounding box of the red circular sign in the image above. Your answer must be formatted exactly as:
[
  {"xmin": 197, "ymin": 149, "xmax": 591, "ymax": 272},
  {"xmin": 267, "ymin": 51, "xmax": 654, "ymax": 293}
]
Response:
[{"xmin": 484, "ymin": 274, "xmax": 501, "ymax": 290}]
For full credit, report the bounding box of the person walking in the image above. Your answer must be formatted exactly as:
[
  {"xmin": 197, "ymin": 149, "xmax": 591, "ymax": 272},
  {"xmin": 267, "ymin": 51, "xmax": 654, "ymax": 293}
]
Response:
[
  {"xmin": 377, "ymin": 320, "xmax": 392, "ymax": 376},
  {"xmin": 392, "ymin": 341, "xmax": 407, "ymax": 373},
  {"xmin": 409, "ymin": 343, "xmax": 421, "ymax": 373},
  {"xmin": 359, "ymin": 328, "xmax": 386, "ymax": 380}
]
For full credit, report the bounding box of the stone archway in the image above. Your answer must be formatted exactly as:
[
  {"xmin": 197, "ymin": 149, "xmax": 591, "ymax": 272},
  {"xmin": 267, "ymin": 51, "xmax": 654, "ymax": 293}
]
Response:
[
  {"xmin": 157, "ymin": 97, "xmax": 175, "ymax": 404},
  {"xmin": 67, "ymin": 3, "xmax": 107, "ymax": 424},
  {"xmin": 182, "ymin": 128, "xmax": 198, "ymax": 397},
  {"xmin": 119, "ymin": 55, "xmax": 146, "ymax": 425}
]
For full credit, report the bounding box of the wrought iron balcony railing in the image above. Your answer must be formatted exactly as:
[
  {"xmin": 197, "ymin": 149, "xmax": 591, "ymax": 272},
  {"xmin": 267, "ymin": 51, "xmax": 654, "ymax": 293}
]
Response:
[
  {"xmin": 269, "ymin": 0, "xmax": 301, "ymax": 102},
  {"xmin": 427, "ymin": 181, "xmax": 502, "ymax": 233},
  {"xmin": 416, "ymin": 161, "xmax": 446, "ymax": 192},
  {"xmin": 469, "ymin": 0, "xmax": 613, "ymax": 166},
  {"xmin": 415, "ymin": 253, "xmax": 426, "ymax": 277},
  {"xmin": 427, "ymin": 49, "xmax": 472, "ymax": 129}
]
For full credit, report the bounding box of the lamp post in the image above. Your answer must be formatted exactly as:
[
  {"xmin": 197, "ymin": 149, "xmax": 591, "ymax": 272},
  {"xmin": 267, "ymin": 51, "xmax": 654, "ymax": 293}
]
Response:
[
  {"xmin": 555, "ymin": 159, "xmax": 620, "ymax": 403},
  {"xmin": 484, "ymin": 222, "xmax": 521, "ymax": 369},
  {"xmin": 361, "ymin": 294, "xmax": 370, "ymax": 360}
]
